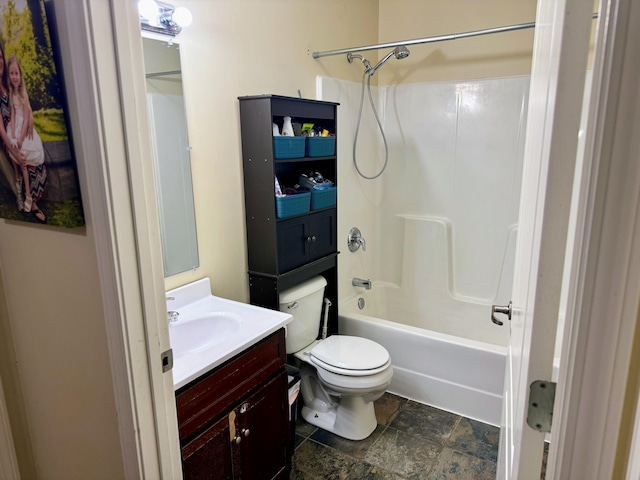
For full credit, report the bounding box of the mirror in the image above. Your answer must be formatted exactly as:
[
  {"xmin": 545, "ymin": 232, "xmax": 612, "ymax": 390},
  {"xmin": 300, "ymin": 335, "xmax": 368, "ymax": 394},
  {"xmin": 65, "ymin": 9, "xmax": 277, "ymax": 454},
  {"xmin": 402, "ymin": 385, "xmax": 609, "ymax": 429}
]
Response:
[{"xmin": 142, "ymin": 36, "xmax": 199, "ymax": 277}]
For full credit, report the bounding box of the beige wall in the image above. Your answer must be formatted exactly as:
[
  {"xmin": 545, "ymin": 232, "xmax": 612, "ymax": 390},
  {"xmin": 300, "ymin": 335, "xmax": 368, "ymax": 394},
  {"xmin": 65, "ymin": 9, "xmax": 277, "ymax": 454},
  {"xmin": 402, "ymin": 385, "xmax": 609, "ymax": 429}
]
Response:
[
  {"xmin": 377, "ymin": 0, "xmax": 537, "ymax": 84},
  {"xmin": 0, "ymin": 227, "xmax": 123, "ymax": 479}
]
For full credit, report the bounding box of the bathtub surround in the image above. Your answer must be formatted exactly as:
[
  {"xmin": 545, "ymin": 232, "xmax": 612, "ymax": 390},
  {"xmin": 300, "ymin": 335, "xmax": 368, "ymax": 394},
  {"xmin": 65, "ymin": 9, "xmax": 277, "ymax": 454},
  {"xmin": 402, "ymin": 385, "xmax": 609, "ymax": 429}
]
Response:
[{"xmin": 321, "ymin": 75, "xmax": 529, "ymax": 349}]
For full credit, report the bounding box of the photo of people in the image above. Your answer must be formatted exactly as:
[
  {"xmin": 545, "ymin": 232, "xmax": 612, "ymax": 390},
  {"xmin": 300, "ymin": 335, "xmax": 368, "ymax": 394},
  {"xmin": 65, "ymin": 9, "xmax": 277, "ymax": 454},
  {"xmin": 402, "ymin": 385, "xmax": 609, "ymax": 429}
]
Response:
[{"xmin": 0, "ymin": 0, "xmax": 84, "ymax": 227}]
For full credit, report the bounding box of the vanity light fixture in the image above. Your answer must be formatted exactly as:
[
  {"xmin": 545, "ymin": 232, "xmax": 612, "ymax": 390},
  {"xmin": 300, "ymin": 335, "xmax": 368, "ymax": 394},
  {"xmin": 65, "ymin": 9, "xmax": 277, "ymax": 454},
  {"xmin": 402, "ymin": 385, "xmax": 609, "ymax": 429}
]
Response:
[{"xmin": 139, "ymin": 0, "xmax": 192, "ymax": 36}]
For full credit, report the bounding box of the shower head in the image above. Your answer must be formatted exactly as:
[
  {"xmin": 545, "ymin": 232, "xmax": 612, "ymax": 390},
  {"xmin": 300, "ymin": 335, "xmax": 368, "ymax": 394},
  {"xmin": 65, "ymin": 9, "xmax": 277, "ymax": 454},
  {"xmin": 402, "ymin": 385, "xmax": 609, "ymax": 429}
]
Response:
[
  {"xmin": 368, "ymin": 45, "xmax": 410, "ymax": 76},
  {"xmin": 347, "ymin": 52, "xmax": 373, "ymax": 73},
  {"xmin": 394, "ymin": 45, "xmax": 410, "ymax": 59}
]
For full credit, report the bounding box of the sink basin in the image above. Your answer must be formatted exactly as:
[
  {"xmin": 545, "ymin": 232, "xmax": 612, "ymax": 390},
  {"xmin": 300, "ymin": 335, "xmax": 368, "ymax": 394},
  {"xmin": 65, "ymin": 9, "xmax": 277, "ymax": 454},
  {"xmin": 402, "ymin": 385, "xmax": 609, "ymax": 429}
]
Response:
[
  {"xmin": 165, "ymin": 278, "xmax": 292, "ymax": 389},
  {"xmin": 170, "ymin": 312, "xmax": 243, "ymax": 357}
]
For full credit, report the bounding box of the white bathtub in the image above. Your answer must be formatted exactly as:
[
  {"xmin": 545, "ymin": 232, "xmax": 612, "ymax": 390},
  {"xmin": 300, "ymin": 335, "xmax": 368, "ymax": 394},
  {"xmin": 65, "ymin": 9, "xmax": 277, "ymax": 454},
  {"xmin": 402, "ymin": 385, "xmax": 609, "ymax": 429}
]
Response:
[{"xmin": 339, "ymin": 295, "xmax": 506, "ymax": 426}]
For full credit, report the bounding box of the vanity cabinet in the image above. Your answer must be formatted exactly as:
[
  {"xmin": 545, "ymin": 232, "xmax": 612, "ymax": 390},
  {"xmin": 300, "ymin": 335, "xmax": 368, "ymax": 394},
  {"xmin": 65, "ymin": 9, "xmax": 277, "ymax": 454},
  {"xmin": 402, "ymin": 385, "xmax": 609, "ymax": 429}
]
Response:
[
  {"xmin": 238, "ymin": 95, "xmax": 339, "ymax": 336},
  {"xmin": 176, "ymin": 329, "xmax": 289, "ymax": 480}
]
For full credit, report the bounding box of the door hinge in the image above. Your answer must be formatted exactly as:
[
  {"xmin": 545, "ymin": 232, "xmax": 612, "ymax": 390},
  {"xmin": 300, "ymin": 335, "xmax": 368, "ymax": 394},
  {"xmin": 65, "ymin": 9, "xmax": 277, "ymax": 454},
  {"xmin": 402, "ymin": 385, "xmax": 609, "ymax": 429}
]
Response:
[
  {"xmin": 161, "ymin": 348, "xmax": 173, "ymax": 373},
  {"xmin": 527, "ymin": 380, "xmax": 557, "ymax": 433}
]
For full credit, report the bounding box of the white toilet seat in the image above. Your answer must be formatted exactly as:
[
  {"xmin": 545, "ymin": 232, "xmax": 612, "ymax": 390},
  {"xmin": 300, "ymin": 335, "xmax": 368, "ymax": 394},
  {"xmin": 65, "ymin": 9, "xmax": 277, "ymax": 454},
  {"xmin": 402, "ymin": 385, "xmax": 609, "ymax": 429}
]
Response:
[
  {"xmin": 309, "ymin": 335, "xmax": 390, "ymax": 376},
  {"xmin": 310, "ymin": 356, "xmax": 391, "ymax": 376},
  {"xmin": 315, "ymin": 362, "xmax": 393, "ymax": 392}
]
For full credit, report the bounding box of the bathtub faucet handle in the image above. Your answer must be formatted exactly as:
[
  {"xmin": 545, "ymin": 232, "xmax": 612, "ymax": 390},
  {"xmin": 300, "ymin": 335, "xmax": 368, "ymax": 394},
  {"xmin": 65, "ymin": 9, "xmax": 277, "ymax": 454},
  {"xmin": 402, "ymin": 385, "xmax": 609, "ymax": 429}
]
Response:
[{"xmin": 348, "ymin": 227, "xmax": 366, "ymax": 252}]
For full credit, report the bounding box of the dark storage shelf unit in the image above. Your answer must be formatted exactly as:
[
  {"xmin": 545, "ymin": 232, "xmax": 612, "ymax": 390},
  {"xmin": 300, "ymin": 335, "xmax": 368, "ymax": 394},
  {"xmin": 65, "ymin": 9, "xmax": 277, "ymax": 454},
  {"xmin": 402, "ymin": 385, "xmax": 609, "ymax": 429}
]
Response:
[{"xmin": 239, "ymin": 95, "xmax": 339, "ymax": 336}]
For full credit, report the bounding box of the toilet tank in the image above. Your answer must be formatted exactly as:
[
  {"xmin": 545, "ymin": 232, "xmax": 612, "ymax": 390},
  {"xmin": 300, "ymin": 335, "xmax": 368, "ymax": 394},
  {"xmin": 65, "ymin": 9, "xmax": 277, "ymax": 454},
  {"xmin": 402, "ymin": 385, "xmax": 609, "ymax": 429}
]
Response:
[{"xmin": 279, "ymin": 276, "xmax": 327, "ymax": 353}]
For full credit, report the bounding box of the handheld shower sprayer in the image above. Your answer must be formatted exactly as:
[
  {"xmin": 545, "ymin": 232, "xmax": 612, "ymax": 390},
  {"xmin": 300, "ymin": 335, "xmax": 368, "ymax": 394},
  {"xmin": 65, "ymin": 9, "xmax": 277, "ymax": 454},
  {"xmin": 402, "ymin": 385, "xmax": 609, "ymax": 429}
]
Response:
[
  {"xmin": 347, "ymin": 44, "xmax": 410, "ymax": 180},
  {"xmin": 368, "ymin": 45, "xmax": 410, "ymax": 76}
]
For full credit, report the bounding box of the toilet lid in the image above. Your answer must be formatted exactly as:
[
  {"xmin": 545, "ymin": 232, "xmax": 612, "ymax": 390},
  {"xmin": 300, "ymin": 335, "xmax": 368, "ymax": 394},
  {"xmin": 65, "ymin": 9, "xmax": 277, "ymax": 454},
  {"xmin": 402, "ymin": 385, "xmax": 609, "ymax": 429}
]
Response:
[{"xmin": 310, "ymin": 335, "xmax": 390, "ymax": 372}]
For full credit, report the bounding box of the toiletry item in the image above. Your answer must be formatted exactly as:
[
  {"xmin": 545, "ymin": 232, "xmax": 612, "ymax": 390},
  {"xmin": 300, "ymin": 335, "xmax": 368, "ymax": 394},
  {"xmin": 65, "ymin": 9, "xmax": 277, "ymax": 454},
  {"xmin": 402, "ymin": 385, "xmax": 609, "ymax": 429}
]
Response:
[
  {"xmin": 275, "ymin": 176, "xmax": 285, "ymax": 197},
  {"xmin": 273, "ymin": 122, "xmax": 280, "ymax": 136},
  {"xmin": 301, "ymin": 123, "xmax": 314, "ymax": 135},
  {"xmin": 298, "ymin": 172, "xmax": 333, "ymax": 190},
  {"xmin": 282, "ymin": 116, "xmax": 294, "ymax": 136}
]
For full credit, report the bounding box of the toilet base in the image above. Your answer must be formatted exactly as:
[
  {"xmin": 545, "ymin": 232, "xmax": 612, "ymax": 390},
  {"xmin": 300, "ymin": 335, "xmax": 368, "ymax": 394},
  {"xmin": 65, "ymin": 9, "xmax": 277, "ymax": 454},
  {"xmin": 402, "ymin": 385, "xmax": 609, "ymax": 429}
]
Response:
[{"xmin": 301, "ymin": 395, "xmax": 378, "ymax": 441}]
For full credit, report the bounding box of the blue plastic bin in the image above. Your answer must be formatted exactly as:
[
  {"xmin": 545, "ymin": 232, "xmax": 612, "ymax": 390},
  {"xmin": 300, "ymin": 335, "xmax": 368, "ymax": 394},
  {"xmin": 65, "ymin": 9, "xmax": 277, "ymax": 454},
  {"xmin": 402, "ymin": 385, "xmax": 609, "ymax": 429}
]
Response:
[
  {"xmin": 311, "ymin": 187, "xmax": 337, "ymax": 210},
  {"xmin": 276, "ymin": 192, "xmax": 311, "ymax": 218},
  {"xmin": 305, "ymin": 136, "xmax": 336, "ymax": 157},
  {"xmin": 273, "ymin": 136, "xmax": 305, "ymax": 159}
]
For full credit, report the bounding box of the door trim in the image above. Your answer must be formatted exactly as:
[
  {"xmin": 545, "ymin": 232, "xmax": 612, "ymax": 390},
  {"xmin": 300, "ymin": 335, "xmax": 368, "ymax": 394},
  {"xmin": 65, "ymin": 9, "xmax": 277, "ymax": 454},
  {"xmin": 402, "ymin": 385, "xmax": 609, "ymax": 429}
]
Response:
[
  {"xmin": 56, "ymin": 1, "xmax": 180, "ymax": 478},
  {"xmin": 549, "ymin": 0, "xmax": 640, "ymax": 477}
]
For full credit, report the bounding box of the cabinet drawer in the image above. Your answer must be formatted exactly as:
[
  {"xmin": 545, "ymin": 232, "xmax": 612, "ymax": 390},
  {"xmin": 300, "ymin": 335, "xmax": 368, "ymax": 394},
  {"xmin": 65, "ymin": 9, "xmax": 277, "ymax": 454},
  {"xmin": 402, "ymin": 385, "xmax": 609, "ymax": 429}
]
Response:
[{"xmin": 176, "ymin": 329, "xmax": 286, "ymax": 442}]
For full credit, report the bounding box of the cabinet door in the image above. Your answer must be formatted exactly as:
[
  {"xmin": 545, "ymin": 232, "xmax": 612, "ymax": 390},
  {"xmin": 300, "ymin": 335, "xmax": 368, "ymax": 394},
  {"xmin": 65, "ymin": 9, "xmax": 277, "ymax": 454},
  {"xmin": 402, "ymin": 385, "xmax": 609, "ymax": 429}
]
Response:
[
  {"xmin": 308, "ymin": 209, "xmax": 337, "ymax": 262},
  {"xmin": 236, "ymin": 372, "xmax": 289, "ymax": 480},
  {"xmin": 181, "ymin": 413, "xmax": 235, "ymax": 480},
  {"xmin": 277, "ymin": 216, "xmax": 308, "ymax": 272}
]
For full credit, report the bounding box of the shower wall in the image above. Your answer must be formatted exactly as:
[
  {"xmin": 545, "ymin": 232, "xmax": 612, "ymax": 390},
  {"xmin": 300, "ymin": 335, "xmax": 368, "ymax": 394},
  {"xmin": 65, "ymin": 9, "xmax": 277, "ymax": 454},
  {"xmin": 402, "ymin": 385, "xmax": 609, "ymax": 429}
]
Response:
[{"xmin": 319, "ymin": 75, "xmax": 530, "ymax": 346}]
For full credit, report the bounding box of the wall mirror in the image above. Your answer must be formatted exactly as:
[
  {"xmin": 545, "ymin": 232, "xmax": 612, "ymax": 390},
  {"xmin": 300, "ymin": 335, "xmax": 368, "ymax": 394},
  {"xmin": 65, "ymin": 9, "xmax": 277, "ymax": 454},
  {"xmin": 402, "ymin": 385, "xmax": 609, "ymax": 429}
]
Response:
[{"xmin": 142, "ymin": 36, "xmax": 199, "ymax": 277}]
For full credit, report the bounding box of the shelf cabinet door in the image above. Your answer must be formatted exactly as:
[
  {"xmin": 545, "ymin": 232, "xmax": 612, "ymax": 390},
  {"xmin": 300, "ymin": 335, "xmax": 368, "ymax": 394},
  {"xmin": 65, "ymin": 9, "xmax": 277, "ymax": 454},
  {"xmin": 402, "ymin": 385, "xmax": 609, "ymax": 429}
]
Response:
[
  {"xmin": 276, "ymin": 208, "xmax": 337, "ymax": 273},
  {"xmin": 277, "ymin": 216, "xmax": 309, "ymax": 272},
  {"xmin": 181, "ymin": 413, "xmax": 235, "ymax": 480},
  {"xmin": 236, "ymin": 372, "xmax": 289, "ymax": 480},
  {"xmin": 308, "ymin": 209, "xmax": 336, "ymax": 262}
]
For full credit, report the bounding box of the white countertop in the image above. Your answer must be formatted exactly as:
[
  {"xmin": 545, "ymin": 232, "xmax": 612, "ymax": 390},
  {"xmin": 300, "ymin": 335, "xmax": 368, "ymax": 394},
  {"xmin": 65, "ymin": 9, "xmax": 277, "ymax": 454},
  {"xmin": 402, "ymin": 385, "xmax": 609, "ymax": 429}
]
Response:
[{"xmin": 167, "ymin": 278, "xmax": 292, "ymax": 390}]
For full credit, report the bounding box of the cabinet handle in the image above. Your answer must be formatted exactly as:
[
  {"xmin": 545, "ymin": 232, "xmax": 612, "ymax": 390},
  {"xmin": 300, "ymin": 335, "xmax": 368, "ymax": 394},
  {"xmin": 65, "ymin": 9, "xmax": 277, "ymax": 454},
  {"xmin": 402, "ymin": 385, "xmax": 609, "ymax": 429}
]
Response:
[
  {"xmin": 311, "ymin": 235, "xmax": 317, "ymax": 242},
  {"xmin": 242, "ymin": 428, "xmax": 250, "ymax": 438},
  {"xmin": 233, "ymin": 436, "xmax": 242, "ymax": 445},
  {"xmin": 307, "ymin": 236, "xmax": 313, "ymax": 243}
]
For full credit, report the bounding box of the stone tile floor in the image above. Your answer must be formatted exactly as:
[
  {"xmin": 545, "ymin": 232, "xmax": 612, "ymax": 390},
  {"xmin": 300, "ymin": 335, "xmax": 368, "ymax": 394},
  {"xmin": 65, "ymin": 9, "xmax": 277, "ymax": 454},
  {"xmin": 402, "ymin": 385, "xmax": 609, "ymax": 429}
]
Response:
[{"xmin": 291, "ymin": 393, "xmax": 500, "ymax": 480}]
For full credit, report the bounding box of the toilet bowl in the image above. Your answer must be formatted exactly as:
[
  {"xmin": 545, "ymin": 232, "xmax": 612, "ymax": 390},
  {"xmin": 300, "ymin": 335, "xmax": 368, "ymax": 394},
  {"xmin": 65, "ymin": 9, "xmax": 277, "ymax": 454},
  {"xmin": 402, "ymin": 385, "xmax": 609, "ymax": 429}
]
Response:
[{"xmin": 280, "ymin": 276, "xmax": 393, "ymax": 440}]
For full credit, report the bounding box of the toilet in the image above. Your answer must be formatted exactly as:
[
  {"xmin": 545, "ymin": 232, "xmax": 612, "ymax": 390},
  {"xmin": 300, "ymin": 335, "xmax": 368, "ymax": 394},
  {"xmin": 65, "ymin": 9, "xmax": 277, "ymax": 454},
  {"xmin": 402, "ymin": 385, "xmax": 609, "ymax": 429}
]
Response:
[{"xmin": 279, "ymin": 276, "xmax": 393, "ymax": 441}]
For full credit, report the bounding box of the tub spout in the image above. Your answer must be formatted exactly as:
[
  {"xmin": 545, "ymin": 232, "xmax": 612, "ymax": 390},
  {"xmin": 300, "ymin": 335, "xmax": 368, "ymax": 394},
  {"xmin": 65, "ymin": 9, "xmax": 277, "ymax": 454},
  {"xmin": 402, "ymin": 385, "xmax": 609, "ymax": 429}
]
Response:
[{"xmin": 352, "ymin": 277, "xmax": 372, "ymax": 290}]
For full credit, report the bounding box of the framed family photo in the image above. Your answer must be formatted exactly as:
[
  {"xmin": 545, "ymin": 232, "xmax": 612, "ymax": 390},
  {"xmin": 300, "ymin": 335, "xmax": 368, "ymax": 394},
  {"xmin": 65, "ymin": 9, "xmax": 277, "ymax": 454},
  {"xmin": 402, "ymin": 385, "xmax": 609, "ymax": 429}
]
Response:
[{"xmin": 0, "ymin": 0, "xmax": 84, "ymax": 227}]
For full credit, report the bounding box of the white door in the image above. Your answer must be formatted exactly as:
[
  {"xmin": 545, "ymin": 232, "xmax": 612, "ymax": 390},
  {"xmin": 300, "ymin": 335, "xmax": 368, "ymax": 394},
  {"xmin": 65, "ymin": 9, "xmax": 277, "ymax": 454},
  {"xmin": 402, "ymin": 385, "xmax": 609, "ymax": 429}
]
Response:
[{"xmin": 496, "ymin": 0, "xmax": 596, "ymax": 478}]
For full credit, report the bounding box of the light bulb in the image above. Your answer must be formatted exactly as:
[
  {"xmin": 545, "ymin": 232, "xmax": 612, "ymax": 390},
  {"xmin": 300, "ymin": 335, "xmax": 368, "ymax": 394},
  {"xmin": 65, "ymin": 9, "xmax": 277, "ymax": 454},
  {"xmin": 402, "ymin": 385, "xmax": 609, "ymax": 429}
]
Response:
[
  {"xmin": 172, "ymin": 6, "xmax": 193, "ymax": 28},
  {"xmin": 138, "ymin": 0, "xmax": 159, "ymax": 21}
]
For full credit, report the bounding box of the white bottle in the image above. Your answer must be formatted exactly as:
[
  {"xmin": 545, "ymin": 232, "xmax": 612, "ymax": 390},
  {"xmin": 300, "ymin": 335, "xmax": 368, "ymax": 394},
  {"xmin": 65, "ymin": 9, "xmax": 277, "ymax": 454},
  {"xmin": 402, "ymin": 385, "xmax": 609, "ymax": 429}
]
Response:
[
  {"xmin": 282, "ymin": 116, "xmax": 294, "ymax": 136},
  {"xmin": 273, "ymin": 122, "xmax": 280, "ymax": 136}
]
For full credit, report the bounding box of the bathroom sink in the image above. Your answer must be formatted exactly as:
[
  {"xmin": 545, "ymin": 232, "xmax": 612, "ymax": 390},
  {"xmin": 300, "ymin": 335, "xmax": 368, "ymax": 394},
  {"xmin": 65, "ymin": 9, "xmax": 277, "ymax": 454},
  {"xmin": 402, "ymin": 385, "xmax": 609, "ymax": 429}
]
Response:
[
  {"xmin": 166, "ymin": 278, "xmax": 292, "ymax": 389},
  {"xmin": 169, "ymin": 312, "xmax": 243, "ymax": 357}
]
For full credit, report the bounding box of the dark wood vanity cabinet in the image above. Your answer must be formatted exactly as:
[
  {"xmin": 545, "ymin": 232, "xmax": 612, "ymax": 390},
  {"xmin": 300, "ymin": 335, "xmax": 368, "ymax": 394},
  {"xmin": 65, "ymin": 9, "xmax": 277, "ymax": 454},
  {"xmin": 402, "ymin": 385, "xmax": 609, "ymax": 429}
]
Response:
[
  {"xmin": 176, "ymin": 329, "xmax": 289, "ymax": 480},
  {"xmin": 238, "ymin": 95, "xmax": 340, "ymax": 336}
]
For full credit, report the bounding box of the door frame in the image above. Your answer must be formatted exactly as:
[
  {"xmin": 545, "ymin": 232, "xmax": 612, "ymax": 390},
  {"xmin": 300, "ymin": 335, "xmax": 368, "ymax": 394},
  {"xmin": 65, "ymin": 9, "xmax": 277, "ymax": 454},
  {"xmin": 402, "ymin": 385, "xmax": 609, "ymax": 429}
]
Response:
[
  {"xmin": 52, "ymin": 1, "xmax": 181, "ymax": 478},
  {"xmin": 548, "ymin": 0, "xmax": 640, "ymax": 477},
  {"xmin": 497, "ymin": 0, "xmax": 595, "ymax": 475}
]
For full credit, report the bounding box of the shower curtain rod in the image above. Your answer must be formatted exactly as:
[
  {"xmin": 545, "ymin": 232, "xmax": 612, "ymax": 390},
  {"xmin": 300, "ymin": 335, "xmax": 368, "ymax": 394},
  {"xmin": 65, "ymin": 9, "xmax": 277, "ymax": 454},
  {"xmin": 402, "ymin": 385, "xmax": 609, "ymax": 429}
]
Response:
[{"xmin": 312, "ymin": 14, "xmax": 598, "ymax": 59}]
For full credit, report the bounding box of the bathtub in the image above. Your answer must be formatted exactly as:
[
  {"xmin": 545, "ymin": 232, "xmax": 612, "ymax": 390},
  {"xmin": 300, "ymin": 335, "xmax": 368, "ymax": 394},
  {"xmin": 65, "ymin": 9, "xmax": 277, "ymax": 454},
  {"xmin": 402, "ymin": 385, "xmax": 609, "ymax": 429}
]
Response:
[{"xmin": 339, "ymin": 294, "xmax": 507, "ymax": 426}]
